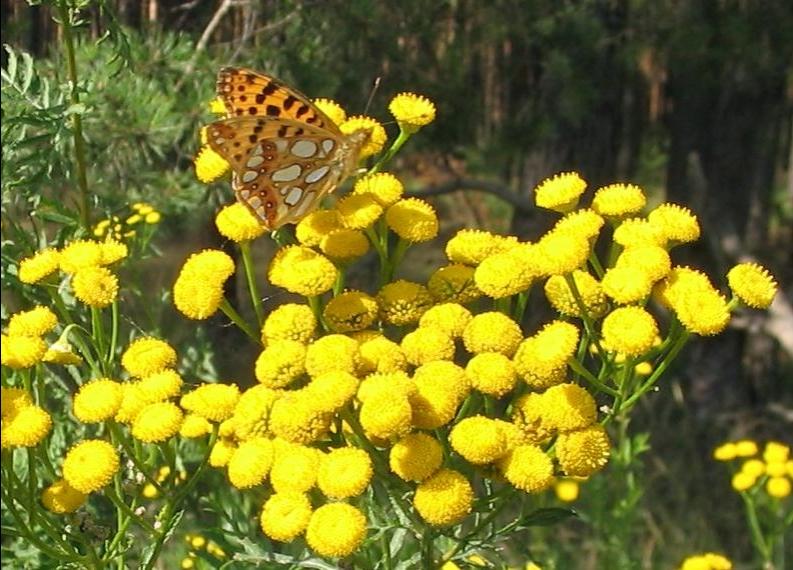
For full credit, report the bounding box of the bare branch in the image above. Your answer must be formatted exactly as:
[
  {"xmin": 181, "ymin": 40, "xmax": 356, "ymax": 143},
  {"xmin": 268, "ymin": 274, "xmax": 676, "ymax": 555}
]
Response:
[{"xmin": 408, "ymin": 177, "xmax": 533, "ymax": 213}]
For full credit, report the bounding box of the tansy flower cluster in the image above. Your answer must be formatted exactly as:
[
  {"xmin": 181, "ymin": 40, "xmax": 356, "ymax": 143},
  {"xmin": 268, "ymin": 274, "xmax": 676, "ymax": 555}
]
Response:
[
  {"xmin": 714, "ymin": 440, "xmax": 792, "ymax": 499},
  {"xmin": 93, "ymin": 202, "xmax": 161, "ymax": 241}
]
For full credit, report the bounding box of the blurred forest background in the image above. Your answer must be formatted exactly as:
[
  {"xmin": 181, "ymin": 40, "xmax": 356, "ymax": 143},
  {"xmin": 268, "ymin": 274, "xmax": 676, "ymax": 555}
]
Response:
[{"xmin": 2, "ymin": 0, "xmax": 792, "ymax": 567}]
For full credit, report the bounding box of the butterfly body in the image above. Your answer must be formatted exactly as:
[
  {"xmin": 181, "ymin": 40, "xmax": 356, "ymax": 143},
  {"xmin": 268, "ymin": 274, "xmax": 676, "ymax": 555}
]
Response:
[{"xmin": 205, "ymin": 67, "xmax": 370, "ymax": 229}]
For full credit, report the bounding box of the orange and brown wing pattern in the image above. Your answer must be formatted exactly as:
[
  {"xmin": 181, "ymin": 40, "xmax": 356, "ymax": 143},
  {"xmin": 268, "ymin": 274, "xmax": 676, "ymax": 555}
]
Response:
[{"xmin": 216, "ymin": 67, "xmax": 338, "ymax": 132}]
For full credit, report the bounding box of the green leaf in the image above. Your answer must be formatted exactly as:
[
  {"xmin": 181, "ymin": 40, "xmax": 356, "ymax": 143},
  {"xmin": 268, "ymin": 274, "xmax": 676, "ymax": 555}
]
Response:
[{"xmin": 519, "ymin": 507, "xmax": 577, "ymax": 527}]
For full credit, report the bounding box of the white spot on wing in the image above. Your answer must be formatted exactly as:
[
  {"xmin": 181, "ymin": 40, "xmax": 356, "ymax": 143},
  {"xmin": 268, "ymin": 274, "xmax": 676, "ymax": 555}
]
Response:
[
  {"xmin": 242, "ymin": 170, "xmax": 258, "ymax": 183},
  {"xmin": 239, "ymin": 189, "xmax": 251, "ymax": 199},
  {"xmin": 248, "ymin": 196, "xmax": 262, "ymax": 209},
  {"xmin": 250, "ymin": 145, "xmax": 263, "ymax": 156},
  {"xmin": 274, "ymin": 139, "xmax": 289, "ymax": 153},
  {"xmin": 284, "ymin": 187, "xmax": 303, "ymax": 206},
  {"xmin": 305, "ymin": 165, "xmax": 330, "ymax": 184},
  {"xmin": 246, "ymin": 155, "xmax": 264, "ymax": 168},
  {"xmin": 272, "ymin": 164, "xmax": 302, "ymax": 182},
  {"xmin": 322, "ymin": 139, "xmax": 335, "ymax": 154},
  {"xmin": 291, "ymin": 140, "xmax": 318, "ymax": 158}
]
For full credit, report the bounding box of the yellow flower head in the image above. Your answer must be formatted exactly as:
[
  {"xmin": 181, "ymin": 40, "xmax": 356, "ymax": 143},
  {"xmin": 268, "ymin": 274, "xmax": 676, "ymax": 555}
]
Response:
[
  {"xmin": 313, "ymin": 97, "xmax": 347, "ymax": 125},
  {"xmin": 132, "ymin": 402, "xmax": 184, "ymax": 443},
  {"xmin": 648, "ymin": 203, "xmax": 700, "ymax": 244},
  {"xmin": 446, "ymin": 229, "xmax": 517, "ymax": 266},
  {"xmin": 617, "ymin": 245, "xmax": 671, "ymax": 283},
  {"xmin": 465, "ymin": 352, "xmax": 517, "ymax": 397},
  {"xmin": 319, "ymin": 229, "xmax": 369, "ymax": 262},
  {"xmin": 194, "ymin": 145, "xmax": 230, "ymax": 183},
  {"xmin": 18, "ymin": 248, "xmax": 60, "ymax": 284},
  {"xmin": 98, "ymin": 239, "xmax": 128, "ymax": 265},
  {"xmin": 180, "ymin": 414, "xmax": 212, "ymax": 438},
  {"xmin": 592, "ymin": 183, "xmax": 646, "ymax": 218},
  {"xmin": 122, "ymin": 337, "xmax": 177, "ymax": 378},
  {"xmin": 1, "ymin": 334, "xmax": 47, "ymax": 369},
  {"xmin": 270, "ymin": 443, "xmax": 321, "ymax": 493},
  {"xmin": 673, "ymin": 286, "xmax": 731, "ymax": 336},
  {"xmin": 59, "ymin": 240, "xmax": 103, "ymax": 274},
  {"xmin": 513, "ymin": 321, "xmax": 579, "ymax": 389},
  {"xmin": 654, "ymin": 266, "xmax": 712, "ymax": 308},
  {"xmin": 1, "ymin": 404, "xmax": 52, "ymax": 448},
  {"xmin": 43, "ymin": 330, "xmax": 83, "ymax": 366},
  {"xmin": 713, "ymin": 442, "xmax": 737, "ymax": 461},
  {"xmin": 556, "ymin": 425, "xmax": 611, "ymax": 476},
  {"xmin": 511, "ymin": 393, "xmax": 552, "ymax": 444},
  {"xmin": 541, "ymin": 383, "xmax": 597, "ymax": 432},
  {"xmin": 414, "ymin": 360, "xmax": 469, "ymax": 403},
  {"xmin": 41, "ymin": 479, "xmax": 87, "ymax": 514},
  {"xmin": 727, "ymin": 262, "xmax": 777, "ymax": 309},
  {"xmin": 8, "ymin": 306, "xmax": 57, "ymax": 337},
  {"xmin": 227, "ymin": 437, "xmax": 273, "ymax": 489},
  {"xmin": 215, "ymin": 203, "xmax": 266, "ymax": 242},
  {"xmin": 260, "ymin": 492, "xmax": 312, "ymax": 542},
  {"xmin": 209, "ymin": 438, "xmax": 237, "ymax": 468},
  {"xmin": 414, "ymin": 469, "xmax": 473, "ymax": 526},
  {"xmin": 296, "ymin": 209, "xmax": 343, "ymax": 247},
  {"xmin": 353, "ymin": 172, "xmax": 404, "ymax": 206},
  {"xmin": 232, "ymin": 385, "xmax": 280, "ymax": 441},
  {"xmin": 553, "ymin": 209, "xmax": 604, "ymax": 242},
  {"xmin": 339, "ymin": 115, "xmax": 387, "ymax": 158},
  {"xmin": 534, "ymin": 172, "xmax": 587, "ymax": 213},
  {"xmin": 763, "ymin": 441, "xmax": 790, "ymax": 463},
  {"xmin": 1, "ymin": 386, "xmax": 32, "ymax": 418},
  {"xmin": 544, "ymin": 270, "xmax": 607, "ymax": 318},
  {"xmin": 359, "ymin": 391, "xmax": 413, "ymax": 440},
  {"xmin": 305, "ymin": 334, "xmax": 359, "ymax": 377},
  {"xmin": 377, "ymin": 280, "xmax": 433, "ymax": 325},
  {"xmin": 389, "ymin": 92, "xmax": 436, "ymax": 132},
  {"xmin": 767, "ymin": 476, "xmax": 791, "ymax": 499},
  {"xmin": 410, "ymin": 362, "xmax": 469, "ymax": 429},
  {"xmin": 62, "ymin": 439, "xmax": 119, "ymax": 493},
  {"xmin": 269, "ymin": 246, "xmax": 337, "ymax": 297},
  {"xmin": 318, "ymin": 447, "xmax": 373, "ymax": 499},
  {"xmin": 323, "ymin": 291, "xmax": 378, "ymax": 333},
  {"xmin": 680, "ymin": 553, "xmax": 733, "ymax": 570},
  {"xmin": 601, "ymin": 306, "xmax": 658, "ymax": 357},
  {"xmin": 613, "ymin": 217, "xmax": 667, "ymax": 248},
  {"xmin": 180, "ymin": 383, "xmax": 240, "ymax": 422},
  {"xmin": 554, "ymin": 479, "xmax": 580, "ymax": 502},
  {"xmin": 474, "ymin": 246, "xmax": 536, "ymax": 299},
  {"xmin": 173, "ymin": 249, "xmax": 235, "ymax": 319},
  {"xmin": 306, "ymin": 503, "xmax": 367, "ymax": 558},
  {"xmin": 419, "ymin": 303, "xmax": 473, "ymax": 338},
  {"xmin": 254, "ymin": 339, "xmax": 306, "ymax": 388},
  {"xmin": 450, "ymin": 416, "xmax": 510, "ymax": 464},
  {"xmin": 734, "ymin": 439, "xmax": 758, "ymax": 457},
  {"xmin": 462, "ymin": 311, "xmax": 522, "ymax": 357},
  {"xmin": 427, "ymin": 264, "xmax": 482, "ymax": 304},
  {"xmin": 401, "ymin": 327, "xmax": 455, "ymax": 365},
  {"xmin": 305, "ymin": 370, "xmax": 359, "ymax": 413},
  {"xmin": 357, "ymin": 336, "xmax": 407, "ymax": 374},
  {"xmin": 335, "ymin": 193, "xmax": 384, "ymax": 230},
  {"xmin": 386, "ymin": 198, "xmax": 439, "ymax": 242},
  {"xmin": 73, "ymin": 379, "xmax": 123, "ymax": 423},
  {"xmin": 72, "ymin": 266, "xmax": 119, "ymax": 308},
  {"xmin": 137, "ymin": 369, "xmax": 183, "ymax": 402},
  {"xmin": 534, "ymin": 231, "xmax": 590, "ymax": 276},
  {"xmin": 390, "ymin": 433, "xmax": 443, "ymax": 482},
  {"xmin": 113, "ymin": 382, "xmax": 147, "ymax": 424},
  {"xmin": 601, "ymin": 265, "xmax": 653, "ymax": 304},
  {"xmin": 358, "ymin": 370, "xmax": 415, "ymax": 403},
  {"xmin": 499, "ymin": 444, "xmax": 554, "ymax": 493},
  {"xmin": 269, "ymin": 393, "xmax": 331, "ymax": 444},
  {"xmin": 262, "ymin": 303, "xmax": 317, "ymax": 345}
]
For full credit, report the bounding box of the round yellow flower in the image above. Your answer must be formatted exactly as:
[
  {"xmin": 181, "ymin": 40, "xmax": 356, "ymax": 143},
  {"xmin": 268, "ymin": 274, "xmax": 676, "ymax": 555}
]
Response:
[
  {"xmin": 377, "ymin": 280, "xmax": 433, "ymax": 325},
  {"xmin": 465, "ymin": 352, "xmax": 517, "ymax": 397},
  {"xmin": 62, "ymin": 439, "xmax": 119, "ymax": 493},
  {"xmin": 270, "ymin": 443, "xmax": 321, "ymax": 493},
  {"xmin": 556, "ymin": 425, "xmax": 611, "ymax": 476},
  {"xmin": 320, "ymin": 228, "xmax": 370, "ymax": 262},
  {"xmin": 215, "ymin": 202, "xmax": 266, "ymax": 242},
  {"xmin": 305, "ymin": 370, "xmax": 359, "ymax": 412},
  {"xmin": 554, "ymin": 479, "xmax": 580, "ymax": 502},
  {"xmin": 268, "ymin": 246, "xmax": 337, "ymax": 297},
  {"xmin": 18, "ymin": 248, "xmax": 60, "ymax": 284},
  {"xmin": 553, "ymin": 209, "xmax": 604, "ymax": 242},
  {"xmin": 357, "ymin": 336, "xmax": 407, "ymax": 374},
  {"xmin": 260, "ymin": 492, "xmax": 313, "ymax": 542},
  {"xmin": 322, "ymin": 291, "xmax": 378, "ymax": 334},
  {"xmin": 73, "ymin": 379, "xmax": 123, "ymax": 423},
  {"xmin": 1, "ymin": 386, "xmax": 32, "ymax": 418},
  {"xmin": 137, "ymin": 369, "xmax": 183, "ymax": 402},
  {"xmin": 767, "ymin": 476, "xmax": 791, "ymax": 499},
  {"xmin": 680, "ymin": 553, "xmax": 733, "ymax": 570},
  {"xmin": 601, "ymin": 265, "xmax": 653, "ymax": 304},
  {"xmin": 231, "ymin": 385, "xmax": 279, "ymax": 441},
  {"xmin": 731, "ymin": 470, "xmax": 757, "ymax": 492},
  {"xmin": 414, "ymin": 469, "xmax": 474, "ymax": 526},
  {"xmin": 534, "ymin": 231, "xmax": 589, "ymax": 276},
  {"xmin": 180, "ymin": 414, "xmax": 212, "ymax": 438},
  {"xmin": 173, "ymin": 272, "xmax": 224, "ymax": 320},
  {"xmin": 353, "ymin": 172, "xmax": 404, "ymax": 206},
  {"xmin": 194, "ymin": 145, "xmax": 230, "ymax": 183},
  {"xmin": 534, "ymin": 172, "xmax": 586, "ymax": 213},
  {"xmin": 269, "ymin": 394, "xmax": 331, "ymax": 444},
  {"xmin": 763, "ymin": 441, "xmax": 789, "ymax": 463},
  {"xmin": 544, "ymin": 270, "xmax": 607, "ymax": 318},
  {"xmin": 648, "ymin": 203, "xmax": 700, "ymax": 244},
  {"xmin": 616, "ymin": 245, "xmax": 671, "ymax": 283},
  {"xmin": 305, "ymin": 334, "xmax": 359, "ymax": 377},
  {"xmin": 673, "ymin": 287, "xmax": 731, "ymax": 336},
  {"xmin": 727, "ymin": 262, "xmax": 777, "ymax": 309},
  {"xmin": 8, "ymin": 306, "xmax": 57, "ymax": 337},
  {"xmin": 410, "ymin": 363, "xmax": 469, "ymax": 429},
  {"xmin": 601, "ymin": 306, "xmax": 658, "ymax": 357},
  {"xmin": 72, "ymin": 266, "xmax": 119, "ymax": 308},
  {"xmin": 613, "ymin": 217, "xmax": 666, "ymax": 248},
  {"xmin": 254, "ymin": 339, "xmax": 306, "ymax": 388},
  {"xmin": 1, "ymin": 334, "xmax": 47, "ymax": 369},
  {"xmin": 419, "ymin": 303, "xmax": 472, "ymax": 338},
  {"xmin": 389, "ymin": 433, "xmax": 443, "ymax": 482},
  {"xmin": 132, "ymin": 402, "xmax": 183, "ymax": 443},
  {"xmin": 401, "ymin": 327, "xmax": 455, "ymax": 365},
  {"xmin": 450, "ymin": 416, "xmax": 509, "ymax": 464},
  {"xmin": 385, "ymin": 198, "xmax": 438, "ymax": 242},
  {"xmin": 446, "ymin": 229, "xmax": 517, "ymax": 265},
  {"xmin": 335, "ymin": 193, "xmax": 384, "ymax": 230},
  {"xmin": 41, "ymin": 479, "xmax": 87, "ymax": 514},
  {"xmin": 262, "ymin": 303, "xmax": 317, "ymax": 345},
  {"xmin": 513, "ymin": 321, "xmax": 579, "ymax": 389},
  {"xmin": 98, "ymin": 239, "xmax": 128, "ymax": 265},
  {"xmin": 427, "ymin": 264, "xmax": 482, "ymax": 304},
  {"xmin": 227, "ymin": 437, "xmax": 274, "ymax": 489},
  {"xmin": 1, "ymin": 405, "xmax": 52, "ymax": 448},
  {"xmin": 389, "ymin": 92, "xmax": 436, "ymax": 132},
  {"xmin": 122, "ymin": 337, "xmax": 177, "ymax": 378},
  {"xmin": 499, "ymin": 444, "xmax": 554, "ymax": 493},
  {"xmin": 358, "ymin": 371, "xmax": 415, "ymax": 403},
  {"xmin": 317, "ymin": 447, "xmax": 373, "ymax": 499},
  {"xmin": 113, "ymin": 382, "xmax": 147, "ymax": 424},
  {"xmin": 462, "ymin": 311, "xmax": 522, "ymax": 357},
  {"xmin": 209, "ymin": 438, "xmax": 237, "ymax": 468},
  {"xmin": 59, "ymin": 240, "xmax": 103, "ymax": 274},
  {"xmin": 359, "ymin": 392, "xmax": 413, "ymax": 440},
  {"xmin": 541, "ymin": 383, "xmax": 597, "ymax": 432},
  {"xmin": 734, "ymin": 440, "xmax": 758, "ymax": 457},
  {"xmin": 306, "ymin": 503, "xmax": 367, "ymax": 558},
  {"xmin": 414, "ymin": 360, "xmax": 469, "ymax": 403},
  {"xmin": 592, "ymin": 183, "xmax": 646, "ymax": 218},
  {"xmin": 713, "ymin": 443, "xmax": 738, "ymax": 461},
  {"xmin": 313, "ymin": 98, "xmax": 347, "ymax": 125},
  {"xmin": 180, "ymin": 383, "xmax": 240, "ymax": 422},
  {"xmin": 296, "ymin": 210, "xmax": 343, "ymax": 247},
  {"xmin": 474, "ymin": 246, "xmax": 536, "ymax": 299},
  {"xmin": 339, "ymin": 115, "xmax": 387, "ymax": 158},
  {"xmin": 176, "ymin": 249, "xmax": 235, "ymax": 282}
]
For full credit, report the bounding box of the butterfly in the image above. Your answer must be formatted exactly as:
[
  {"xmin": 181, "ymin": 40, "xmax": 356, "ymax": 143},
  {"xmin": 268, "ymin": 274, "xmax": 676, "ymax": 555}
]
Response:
[{"xmin": 204, "ymin": 67, "xmax": 371, "ymax": 229}]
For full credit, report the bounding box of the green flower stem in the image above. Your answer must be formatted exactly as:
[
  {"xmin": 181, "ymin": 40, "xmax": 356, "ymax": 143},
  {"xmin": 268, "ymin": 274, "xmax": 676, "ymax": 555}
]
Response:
[
  {"xmin": 385, "ymin": 238, "xmax": 411, "ymax": 283},
  {"xmin": 108, "ymin": 424, "xmax": 163, "ymax": 494},
  {"xmin": 494, "ymin": 296, "xmax": 512, "ymax": 316},
  {"xmin": 621, "ymin": 329, "xmax": 689, "ymax": 411},
  {"xmin": 568, "ymin": 358, "xmax": 619, "ymax": 396},
  {"xmin": 219, "ymin": 298, "xmax": 260, "ymax": 344},
  {"xmin": 104, "ymin": 486, "xmax": 156, "ymax": 534},
  {"xmin": 380, "ymin": 532, "xmax": 393, "ymax": 570},
  {"xmin": 307, "ymin": 296, "xmax": 328, "ymax": 333},
  {"xmin": 564, "ymin": 273, "xmax": 608, "ymax": 362},
  {"xmin": 369, "ymin": 129, "xmax": 411, "ymax": 175},
  {"xmin": 364, "ymin": 225, "xmax": 390, "ymax": 287},
  {"xmin": 420, "ymin": 527, "xmax": 435, "ymax": 568},
  {"xmin": 91, "ymin": 307, "xmax": 107, "ymax": 374},
  {"xmin": 440, "ymin": 496, "xmax": 510, "ymax": 564},
  {"xmin": 333, "ymin": 267, "xmax": 347, "ymax": 296},
  {"xmin": 239, "ymin": 241, "xmax": 264, "ymax": 327},
  {"xmin": 107, "ymin": 300, "xmax": 119, "ymax": 371},
  {"xmin": 513, "ymin": 289, "xmax": 531, "ymax": 323},
  {"xmin": 588, "ymin": 251, "xmax": 606, "ymax": 279},
  {"xmin": 57, "ymin": 1, "xmax": 91, "ymax": 231},
  {"xmin": 740, "ymin": 491, "xmax": 773, "ymax": 564}
]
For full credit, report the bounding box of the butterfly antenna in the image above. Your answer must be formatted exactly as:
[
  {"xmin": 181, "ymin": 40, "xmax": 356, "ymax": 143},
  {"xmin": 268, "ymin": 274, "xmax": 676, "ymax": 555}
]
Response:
[{"xmin": 364, "ymin": 77, "xmax": 382, "ymax": 116}]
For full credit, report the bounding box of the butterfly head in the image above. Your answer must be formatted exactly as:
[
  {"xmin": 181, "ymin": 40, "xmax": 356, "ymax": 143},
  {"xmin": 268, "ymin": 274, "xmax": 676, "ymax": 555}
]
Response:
[{"xmin": 341, "ymin": 127, "xmax": 374, "ymax": 176}]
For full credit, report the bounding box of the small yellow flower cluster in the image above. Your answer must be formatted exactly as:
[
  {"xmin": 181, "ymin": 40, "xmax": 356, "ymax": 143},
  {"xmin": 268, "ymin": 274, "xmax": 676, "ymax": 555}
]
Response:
[
  {"xmin": 714, "ymin": 439, "xmax": 792, "ymax": 499},
  {"xmin": 173, "ymin": 249, "xmax": 235, "ymax": 319},
  {"xmin": 0, "ymin": 386, "xmax": 52, "ymax": 449},
  {"xmin": 679, "ymin": 553, "xmax": 732, "ymax": 570},
  {"xmin": 142, "ymin": 466, "xmax": 187, "ymax": 499},
  {"xmin": 180, "ymin": 533, "xmax": 226, "ymax": 568},
  {"xmin": 93, "ymin": 202, "xmax": 161, "ymax": 240}
]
